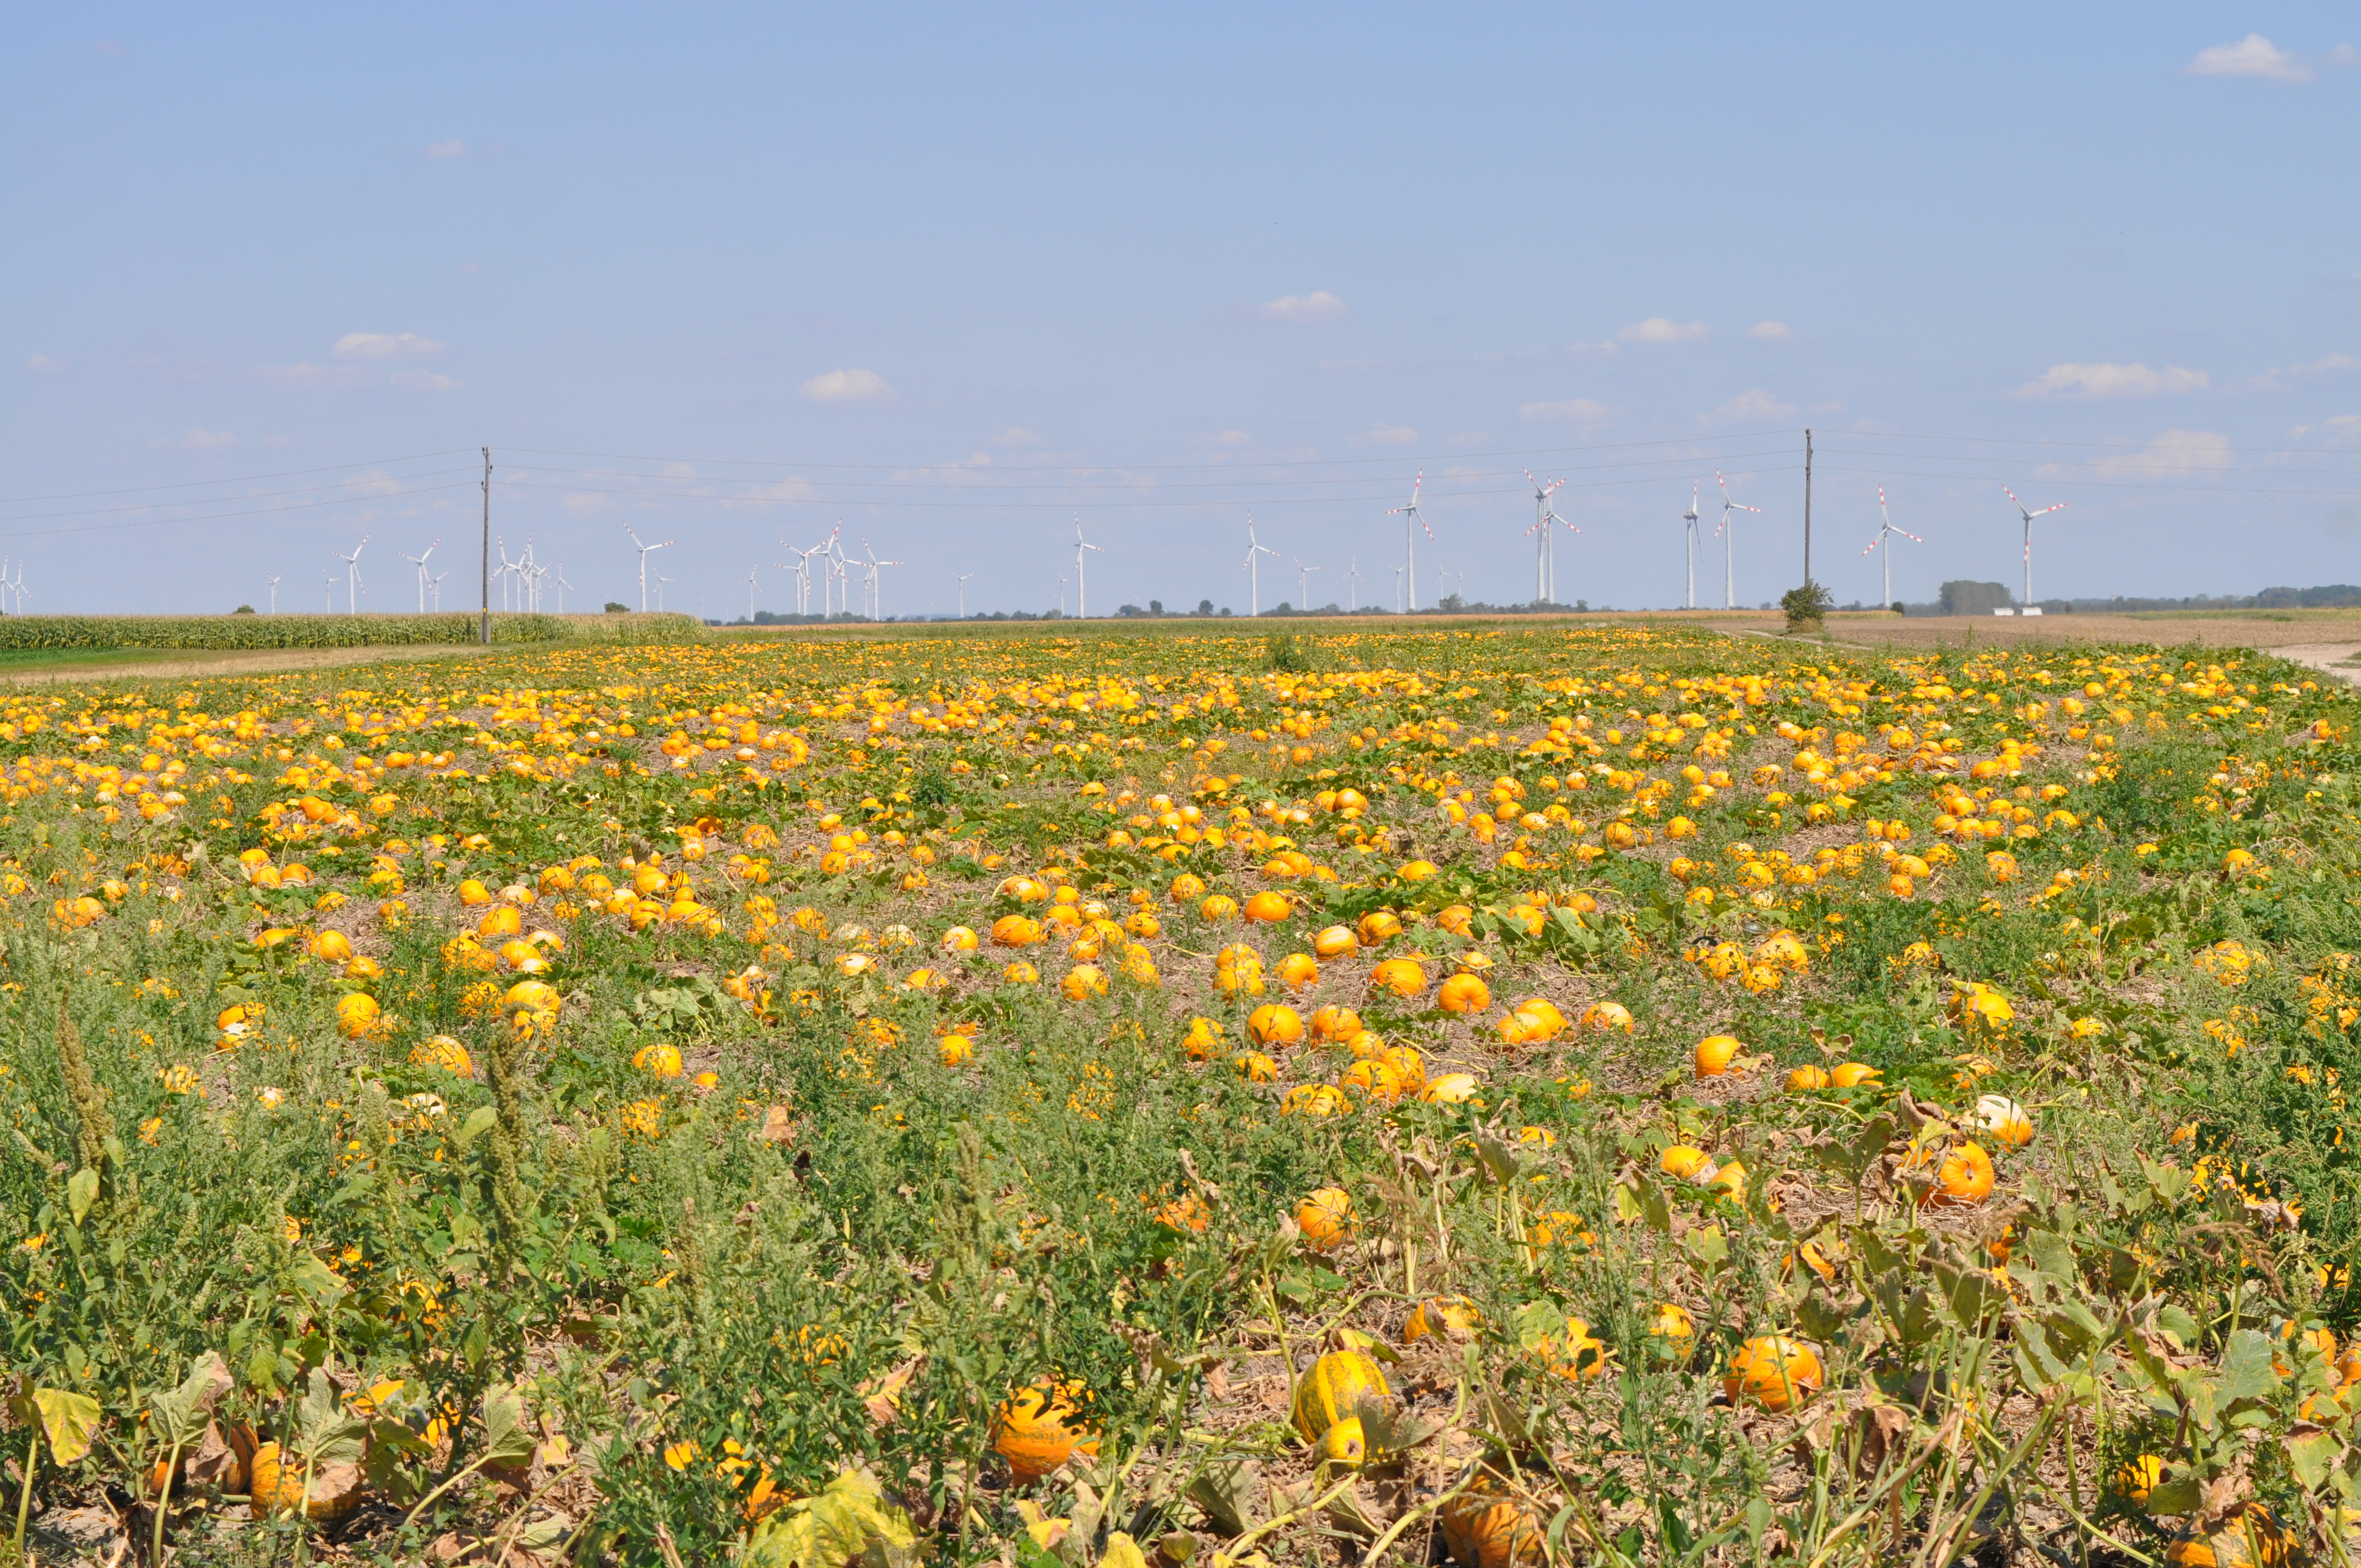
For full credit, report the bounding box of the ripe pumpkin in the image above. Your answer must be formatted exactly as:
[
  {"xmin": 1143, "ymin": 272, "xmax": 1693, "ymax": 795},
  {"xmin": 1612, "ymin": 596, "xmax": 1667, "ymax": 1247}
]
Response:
[
  {"xmin": 1243, "ymin": 891, "xmax": 1292, "ymax": 924},
  {"xmin": 334, "ymin": 993, "xmax": 382, "ymax": 1038},
  {"xmin": 1435, "ymin": 973, "xmax": 1490, "ymax": 1014},
  {"xmin": 1341, "ymin": 1058, "xmax": 1404, "ymax": 1104},
  {"xmin": 309, "ymin": 929, "xmax": 354, "ymax": 964},
  {"xmin": 1309, "ymin": 1005, "xmax": 1363, "ymax": 1043},
  {"xmin": 1247, "ymin": 1004, "xmax": 1305, "ymax": 1047},
  {"xmin": 1356, "ymin": 910, "xmax": 1403, "ymax": 945},
  {"xmin": 1972, "ymin": 1093, "xmax": 2034, "ymax": 1147},
  {"xmin": 635, "ymin": 1043, "xmax": 686, "ymax": 1078},
  {"xmin": 1059, "ymin": 965, "xmax": 1108, "ymax": 1000},
  {"xmin": 1296, "ymin": 1187, "xmax": 1353, "ymax": 1250},
  {"xmin": 1402, "ymin": 1296, "xmax": 1479, "ymax": 1345},
  {"xmin": 477, "ymin": 904, "xmax": 524, "ymax": 940},
  {"xmin": 989, "ymin": 915, "xmax": 1045, "ymax": 947},
  {"xmin": 1659, "ymin": 1145, "xmax": 1712, "ymax": 1180},
  {"xmin": 1693, "ymin": 1035, "xmax": 1742, "ymax": 1077},
  {"xmin": 1580, "ymin": 1001, "xmax": 1633, "ymax": 1033},
  {"xmin": 1004, "ymin": 960, "xmax": 1041, "ymax": 985},
  {"xmin": 1421, "ymin": 1072, "xmax": 1482, "ymax": 1106},
  {"xmin": 1314, "ymin": 1415, "xmax": 1367, "ymax": 1469},
  {"xmin": 1183, "ymin": 1017, "xmax": 1224, "ymax": 1060},
  {"xmin": 1830, "ymin": 1062, "xmax": 1883, "ymax": 1088},
  {"xmin": 2112, "ymin": 1453, "xmax": 2165, "ymax": 1508},
  {"xmin": 1538, "ymin": 1319, "xmax": 1609, "ymax": 1380},
  {"xmin": 1292, "ymin": 1347, "xmax": 1392, "ymax": 1439},
  {"xmin": 940, "ymin": 925, "xmax": 980, "ymax": 952},
  {"xmin": 1925, "ymin": 1141, "xmax": 1996, "ymax": 1208},
  {"xmin": 1274, "ymin": 952, "xmax": 1321, "ymax": 992},
  {"xmin": 1369, "ymin": 959, "xmax": 1429, "ymax": 998},
  {"xmin": 1379, "ymin": 1044, "xmax": 1425, "ymax": 1091},
  {"xmin": 1233, "ymin": 1052, "xmax": 1280, "ymax": 1083},
  {"xmin": 1785, "ymin": 1064, "xmax": 1832, "ymax": 1091},
  {"xmin": 1439, "ymin": 1475, "xmax": 1543, "ymax": 1568},
  {"xmin": 246, "ymin": 1441, "xmax": 365, "ymax": 1519},
  {"xmin": 1724, "ymin": 1335, "xmax": 1823, "ymax": 1412},
  {"xmin": 1312, "ymin": 924, "xmax": 1360, "ymax": 959},
  {"xmin": 1282, "ymin": 1084, "xmax": 1348, "ymax": 1116},
  {"xmin": 1647, "ymin": 1303, "xmax": 1695, "ymax": 1353},
  {"xmin": 1200, "ymin": 894, "xmax": 1241, "ymax": 921},
  {"xmin": 994, "ymin": 1381, "xmax": 1099, "ymax": 1485}
]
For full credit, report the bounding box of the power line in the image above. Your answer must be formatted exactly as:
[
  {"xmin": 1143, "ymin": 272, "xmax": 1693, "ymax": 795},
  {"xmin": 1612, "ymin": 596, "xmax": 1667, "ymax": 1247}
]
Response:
[
  {"xmin": 0, "ymin": 465, "xmax": 479, "ymax": 525},
  {"xmin": 0, "ymin": 449, "xmax": 477, "ymax": 507},
  {"xmin": 0, "ymin": 480, "xmax": 477, "ymax": 543},
  {"xmin": 1814, "ymin": 462, "xmax": 2361, "ymax": 499}
]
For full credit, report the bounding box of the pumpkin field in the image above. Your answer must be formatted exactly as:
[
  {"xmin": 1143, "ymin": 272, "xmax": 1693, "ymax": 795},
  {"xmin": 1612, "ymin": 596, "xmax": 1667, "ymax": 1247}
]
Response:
[{"xmin": 6, "ymin": 618, "xmax": 2361, "ymax": 1567}]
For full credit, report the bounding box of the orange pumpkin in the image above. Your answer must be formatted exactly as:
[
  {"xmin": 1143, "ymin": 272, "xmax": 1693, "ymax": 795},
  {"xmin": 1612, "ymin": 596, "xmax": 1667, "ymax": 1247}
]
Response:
[
  {"xmin": 1341, "ymin": 1058, "xmax": 1404, "ymax": 1104},
  {"xmin": 1312, "ymin": 924, "xmax": 1359, "ymax": 959},
  {"xmin": 994, "ymin": 1382, "xmax": 1100, "ymax": 1484},
  {"xmin": 1247, "ymin": 1004, "xmax": 1305, "ymax": 1047},
  {"xmin": 1243, "ymin": 891, "xmax": 1292, "ymax": 924},
  {"xmin": 1439, "ymin": 1474, "xmax": 1543, "ymax": 1568},
  {"xmin": 1785, "ymin": 1064, "xmax": 1832, "ymax": 1091},
  {"xmin": 1308, "ymin": 1005, "xmax": 1363, "ymax": 1043},
  {"xmin": 334, "ymin": 993, "xmax": 382, "ymax": 1038},
  {"xmin": 1356, "ymin": 910, "xmax": 1403, "ymax": 945},
  {"xmin": 1296, "ymin": 1187, "xmax": 1353, "ymax": 1250},
  {"xmin": 1435, "ymin": 973, "xmax": 1490, "ymax": 1014},
  {"xmin": 1693, "ymin": 1035, "xmax": 1742, "ymax": 1077},
  {"xmin": 1369, "ymin": 959, "xmax": 1429, "ymax": 998},
  {"xmin": 1830, "ymin": 1062, "xmax": 1883, "ymax": 1088},
  {"xmin": 1402, "ymin": 1297, "xmax": 1479, "ymax": 1344},
  {"xmin": 1924, "ymin": 1141, "xmax": 1996, "ymax": 1208},
  {"xmin": 989, "ymin": 915, "xmax": 1045, "ymax": 947},
  {"xmin": 1724, "ymin": 1336, "xmax": 1823, "ymax": 1412}
]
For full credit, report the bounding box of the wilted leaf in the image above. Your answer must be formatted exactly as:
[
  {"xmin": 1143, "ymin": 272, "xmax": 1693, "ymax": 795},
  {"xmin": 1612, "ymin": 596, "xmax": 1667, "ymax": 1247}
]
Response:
[
  {"xmin": 2217, "ymin": 1329, "xmax": 2282, "ymax": 1406},
  {"xmin": 1184, "ymin": 1457, "xmax": 1264, "ymax": 1538},
  {"xmin": 478, "ymin": 1382, "xmax": 541, "ymax": 1465},
  {"xmin": 294, "ymin": 1366, "xmax": 368, "ymax": 1467},
  {"xmin": 151, "ymin": 1351, "xmax": 232, "ymax": 1449},
  {"xmin": 2287, "ymin": 1428, "xmax": 2342, "ymax": 1490},
  {"xmin": 744, "ymin": 1468, "xmax": 918, "ymax": 1568},
  {"xmin": 1102, "ymin": 1532, "xmax": 1152, "ymax": 1568},
  {"xmin": 33, "ymin": 1388, "xmax": 101, "ymax": 1465}
]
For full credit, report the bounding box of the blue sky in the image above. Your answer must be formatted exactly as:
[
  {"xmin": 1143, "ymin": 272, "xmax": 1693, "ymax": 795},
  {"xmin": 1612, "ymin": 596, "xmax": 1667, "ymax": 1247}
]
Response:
[{"xmin": 5, "ymin": 5, "xmax": 2358, "ymax": 618}]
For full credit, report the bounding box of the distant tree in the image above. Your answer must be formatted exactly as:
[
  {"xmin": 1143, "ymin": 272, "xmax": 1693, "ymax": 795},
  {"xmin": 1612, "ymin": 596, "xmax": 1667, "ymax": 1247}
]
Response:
[
  {"xmin": 1891, "ymin": 600, "xmax": 1906, "ymax": 614},
  {"xmin": 1938, "ymin": 580, "xmax": 2013, "ymax": 616},
  {"xmin": 1196, "ymin": 599, "xmax": 1215, "ymax": 616},
  {"xmin": 1780, "ymin": 580, "xmax": 1834, "ymax": 632},
  {"xmin": 1149, "ymin": 599, "xmax": 1163, "ymax": 614},
  {"xmin": 232, "ymin": 604, "xmax": 256, "ymax": 614},
  {"xmin": 605, "ymin": 601, "xmax": 629, "ymax": 613},
  {"xmin": 1216, "ymin": 606, "xmax": 1232, "ymax": 617}
]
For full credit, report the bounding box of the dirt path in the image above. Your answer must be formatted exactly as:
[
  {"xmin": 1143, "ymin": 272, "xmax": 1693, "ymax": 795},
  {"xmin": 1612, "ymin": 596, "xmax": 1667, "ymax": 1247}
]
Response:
[{"xmin": 0, "ymin": 641, "xmax": 504, "ymax": 688}]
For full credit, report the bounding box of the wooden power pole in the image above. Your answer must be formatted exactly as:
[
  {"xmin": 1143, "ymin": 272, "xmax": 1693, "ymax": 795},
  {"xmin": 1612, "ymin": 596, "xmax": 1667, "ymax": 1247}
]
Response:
[
  {"xmin": 1802, "ymin": 428, "xmax": 1814, "ymax": 587},
  {"xmin": 479, "ymin": 447, "xmax": 492, "ymax": 645}
]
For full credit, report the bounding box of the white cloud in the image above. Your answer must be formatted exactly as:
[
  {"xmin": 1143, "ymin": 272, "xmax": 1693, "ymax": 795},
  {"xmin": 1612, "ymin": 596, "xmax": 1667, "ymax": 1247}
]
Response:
[
  {"xmin": 1210, "ymin": 429, "xmax": 1252, "ymax": 448},
  {"xmin": 335, "ymin": 331, "xmax": 444, "ymax": 361},
  {"xmin": 26, "ymin": 352, "xmax": 57, "ymax": 372},
  {"xmin": 256, "ymin": 362, "xmax": 376, "ymax": 389},
  {"xmin": 2187, "ymin": 34, "xmax": 2311, "ymax": 81},
  {"xmin": 1706, "ymin": 389, "xmax": 1799, "ymax": 423},
  {"xmin": 1745, "ymin": 320, "xmax": 1794, "ymax": 342},
  {"xmin": 149, "ymin": 429, "xmax": 236, "ymax": 450},
  {"xmin": 1259, "ymin": 291, "xmax": 1348, "ymax": 323},
  {"xmin": 2044, "ymin": 429, "xmax": 2233, "ymax": 480},
  {"xmin": 2015, "ymin": 362, "xmax": 2210, "ymax": 399},
  {"xmin": 2295, "ymin": 414, "xmax": 2361, "ymax": 443},
  {"xmin": 1519, "ymin": 399, "xmax": 1612, "ymax": 423},
  {"xmin": 2331, "ymin": 43, "xmax": 2359, "ymax": 67},
  {"xmin": 1620, "ymin": 317, "xmax": 1710, "ymax": 345},
  {"xmin": 1355, "ymin": 424, "xmax": 1418, "ymax": 447},
  {"xmin": 801, "ymin": 368, "xmax": 891, "ymax": 402},
  {"xmin": 2245, "ymin": 352, "xmax": 2359, "ymax": 391},
  {"xmin": 389, "ymin": 370, "xmax": 462, "ymax": 393},
  {"xmin": 426, "ymin": 139, "xmax": 467, "ymax": 159}
]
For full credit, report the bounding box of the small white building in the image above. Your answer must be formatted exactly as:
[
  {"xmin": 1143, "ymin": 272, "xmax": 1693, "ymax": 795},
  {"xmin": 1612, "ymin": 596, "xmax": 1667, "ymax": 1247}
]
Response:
[
  {"xmin": 1993, "ymin": 607, "xmax": 2016, "ymax": 617},
  {"xmin": 2021, "ymin": 606, "xmax": 2043, "ymax": 617}
]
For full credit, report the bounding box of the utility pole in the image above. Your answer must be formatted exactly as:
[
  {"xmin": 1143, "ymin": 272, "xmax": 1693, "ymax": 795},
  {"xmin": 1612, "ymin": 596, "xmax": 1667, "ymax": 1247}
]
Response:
[
  {"xmin": 479, "ymin": 448, "xmax": 492, "ymax": 645},
  {"xmin": 1802, "ymin": 428, "xmax": 1814, "ymax": 587}
]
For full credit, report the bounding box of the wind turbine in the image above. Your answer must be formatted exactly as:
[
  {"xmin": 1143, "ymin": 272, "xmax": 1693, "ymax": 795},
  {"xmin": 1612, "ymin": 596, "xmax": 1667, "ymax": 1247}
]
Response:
[
  {"xmin": 1385, "ymin": 472, "xmax": 1435, "ymax": 611},
  {"xmin": 1056, "ymin": 575, "xmax": 1069, "ymax": 617},
  {"xmin": 1392, "ymin": 564, "xmax": 1406, "ymax": 613},
  {"xmin": 654, "ymin": 573, "xmax": 674, "ymax": 612},
  {"xmin": 1242, "ymin": 516, "xmax": 1279, "ymax": 616},
  {"xmin": 494, "ymin": 536, "xmax": 523, "ymax": 611},
  {"xmin": 1294, "ymin": 559, "xmax": 1319, "ymax": 608},
  {"xmin": 955, "ymin": 571, "xmax": 975, "ymax": 618},
  {"xmin": 1524, "ymin": 470, "xmax": 1575, "ymax": 605},
  {"xmin": 1713, "ymin": 471, "xmax": 1762, "ymax": 611},
  {"xmin": 400, "ymin": 538, "xmax": 441, "ymax": 612},
  {"xmin": 552, "ymin": 568, "xmax": 572, "ymax": 613},
  {"xmin": 1343, "ymin": 556, "xmax": 1364, "ymax": 612},
  {"xmin": 1677, "ymin": 484, "xmax": 1702, "ymax": 609},
  {"xmin": 1071, "ymin": 517, "xmax": 1105, "ymax": 619},
  {"xmin": 625, "ymin": 526, "xmax": 675, "ymax": 613},
  {"xmin": 1862, "ymin": 486, "xmax": 1924, "ymax": 609},
  {"xmin": 265, "ymin": 574, "xmax": 283, "ymax": 615},
  {"xmin": 2002, "ymin": 485, "xmax": 2066, "ymax": 608},
  {"xmin": 333, "ymin": 535, "xmax": 369, "ymax": 613},
  {"xmin": 430, "ymin": 571, "xmax": 447, "ymax": 611},
  {"xmin": 862, "ymin": 539, "xmax": 903, "ymax": 619},
  {"xmin": 322, "ymin": 569, "xmax": 335, "ymax": 612},
  {"xmin": 742, "ymin": 564, "xmax": 760, "ymax": 623}
]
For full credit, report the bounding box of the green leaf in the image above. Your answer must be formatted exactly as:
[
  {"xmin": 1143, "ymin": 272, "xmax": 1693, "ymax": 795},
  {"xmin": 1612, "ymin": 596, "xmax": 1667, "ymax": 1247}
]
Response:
[
  {"xmin": 2218, "ymin": 1329, "xmax": 2282, "ymax": 1406},
  {"xmin": 66, "ymin": 1167, "xmax": 98, "ymax": 1224},
  {"xmin": 150, "ymin": 1351, "xmax": 231, "ymax": 1449},
  {"xmin": 2145, "ymin": 1472, "xmax": 2203, "ymax": 1517},
  {"xmin": 478, "ymin": 1382, "xmax": 540, "ymax": 1465},
  {"xmin": 453, "ymin": 1106, "xmax": 499, "ymax": 1152},
  {"xmin": 293, "ymin": 1367, "xmax": 368, "ymax": 1467},
  {"xmin": 2287, "ymin": 1430, "xmax": 2341, "ymax": 1491},
  {"xmin": 32, "ymin": 1388, "xmax": 101, "ymax": 1466}
]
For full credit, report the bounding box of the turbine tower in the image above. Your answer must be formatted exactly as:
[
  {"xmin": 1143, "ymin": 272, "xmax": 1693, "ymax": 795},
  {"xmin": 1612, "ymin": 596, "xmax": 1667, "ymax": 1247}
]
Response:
[
  {"xmin": 400, "ymin": 538, "xmax": 441, "ymax": 612},
  {"xmin": 1678, "ymin": 484, "xmax": 1702, "ymax": 609},
  {"xmin": 1071, "ymin": 516, "xmax": 1105, "ymax": 619},
  {"xmin": 1294, "ymin": 559, "xmax": 1319, "ymax": 608},
  {"xmin": 625, "ymin": 525, "xmax": 675, "ymax": 613},
  {"xmin": 1343, "ymin": 556, "xmax": 1363, "ymax": 612},
  {"xmin": 2003, "ymin": 485, "xmax": 2066, "ymax": 608},
  {"xmin": 1385, "ymin": 471, "xmax": 1435, "ymax": 611},
  {"xmin": 1524, "ymin": 469, "xmax": 1575, "ymax": 605},
  {"xmin": 1713, "ymin": 471, "xmax": 1761, "ymax": 610},
  {"xmin": 862, "ymin": 539, "xmax": 904, "ymax": 619},
  {"xmin": 742, "ymin": 564, "xmax": 759, "ymax": 623},
  {"xmin": 332, "ymin": 535, "xmax": 369, "ymax": 614},
  {"xmin": 265, "ymin": 574, "xmax": 283, "ymax": 614},
  {"xmin": 955, "ymin": 571, "xmax": 975, "ymax": 618},
  {"xmin": 1861, "ymin": 486, "xmax": 1924, "ymax": 610},
  {"xmin": 1242, "ymin": 516, "xmax": 1279, "ymax": 616}
]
